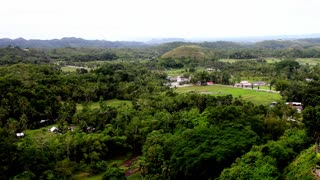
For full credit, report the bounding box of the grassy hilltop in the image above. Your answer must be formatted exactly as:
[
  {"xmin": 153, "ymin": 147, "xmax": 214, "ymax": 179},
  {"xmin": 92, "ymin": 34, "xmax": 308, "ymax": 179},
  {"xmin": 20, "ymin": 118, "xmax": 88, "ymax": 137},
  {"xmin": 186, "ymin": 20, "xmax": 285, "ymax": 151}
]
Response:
[{"xmin": 161, "ymin": 45, "xmax": 209, "ymax": 60}]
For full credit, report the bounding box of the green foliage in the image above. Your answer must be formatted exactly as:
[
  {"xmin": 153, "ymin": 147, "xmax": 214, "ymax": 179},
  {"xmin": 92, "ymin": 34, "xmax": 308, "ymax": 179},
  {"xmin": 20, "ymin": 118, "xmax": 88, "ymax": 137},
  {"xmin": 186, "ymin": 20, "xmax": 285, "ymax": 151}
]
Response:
[
  {"xmin": 284, "ymin": 145, "xmax": 317, "ymax": 180},
  {"xmin": 54, "ymin": 159, "xmax": 77, "ymax": 179},
  {"xmin": 303, "ymin": 80, "xmax": 320, "ymax": 107},
  {"xmin": 13, "ymin": 171, "xmax": 36, "ymax": 180},
  {"xmin": 0, "ymin": 44, "xmax": 318, "ymax": 180},
  {"xmin": 102, "ymin": 165, "xmax": 126, "ymax": 180},
  {"xmin": 219, "ymin": 129, "xmax": 312, "ymax": 179},
  {"xmin": 0, "ymin": 128, "xmax": 19, "ymax": 179},
  {"xmin": 303, "ymin": 106, "xmax": 320, "ymax": 139},
  {"xmin": 142, "ymin": 125, "xmax": 258, "ymax": 179}
]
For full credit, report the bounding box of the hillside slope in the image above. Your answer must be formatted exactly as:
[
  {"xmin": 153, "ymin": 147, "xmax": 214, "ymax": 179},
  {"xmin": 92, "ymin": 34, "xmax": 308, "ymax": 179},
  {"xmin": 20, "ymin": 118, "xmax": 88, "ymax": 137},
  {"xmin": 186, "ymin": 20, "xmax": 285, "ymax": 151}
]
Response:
[
  {"xmin": 284, "ymin": 145, "xmax": 317, "ymax": 179},
  {"xmin": 161, "ymin": 45, "xmax": 209, "ymax": 60}
]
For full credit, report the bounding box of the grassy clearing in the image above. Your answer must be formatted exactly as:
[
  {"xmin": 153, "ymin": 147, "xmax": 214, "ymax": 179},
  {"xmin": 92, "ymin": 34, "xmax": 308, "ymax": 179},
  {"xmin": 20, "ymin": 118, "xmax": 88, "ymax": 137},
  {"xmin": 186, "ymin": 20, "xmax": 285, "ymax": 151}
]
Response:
[
  {"xmin": 219, "ymin": 58, "xmax": 281, "ymax": 64},
  {"xmin": 165, "ymin": 67, "xmax": 205, "ymax": 77},
  {"xmin": 73, "ymin": 153, "xmax": 137, "ymax": 180},
  {"xmin": 76, "ymin": 99, "xmax": 132, "ymax": 111},
  {"xmin": 266, "ymin": 58, "xmax": 320, "ymax": 65},
  {"xmin": 25, "ymin": 124, "xmax": 58, "ymax": 138},
  {"xmin": 265, "ymin": 58, "xmax": 281, "ymax": 63},
  {"xmin": 295, "ymin": 58, "xmax": 320, "ymax": 65},
  {"xmin": 219, "ymin": 58, "xmax": 320, "ymax": 65},
  {"xmin": 175, "ymin": 85, "xmax": 281, "ymax": 105},
  {"xmin": 219, "ymin": 58, "xmax": 283, "ymax": 64},
  {"xmin": 165, "ymin": 68, "xmax": 187, "ymax": 77},
  {"xmin": 257, "ymin": 85, "xmax": 275, "ymax": 90},
  {"xmin": 218, "ymin": 59, "xmax": 245, "ymax": 63},
  {"xmin": 61, "ymin": 66, "xmax": 79, "ymax": 72},
  {"xmin": 61, "ymin": 66, "xmax": 92, "ymax": 72}
]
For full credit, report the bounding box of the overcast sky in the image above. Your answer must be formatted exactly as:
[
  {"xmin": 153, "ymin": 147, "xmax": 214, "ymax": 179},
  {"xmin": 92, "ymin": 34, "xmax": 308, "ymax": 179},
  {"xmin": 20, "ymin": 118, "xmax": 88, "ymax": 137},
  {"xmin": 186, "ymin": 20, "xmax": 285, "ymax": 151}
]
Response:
[{"xmin": 1, "ymin": 0, "xmax": 319, "ymax": 40}]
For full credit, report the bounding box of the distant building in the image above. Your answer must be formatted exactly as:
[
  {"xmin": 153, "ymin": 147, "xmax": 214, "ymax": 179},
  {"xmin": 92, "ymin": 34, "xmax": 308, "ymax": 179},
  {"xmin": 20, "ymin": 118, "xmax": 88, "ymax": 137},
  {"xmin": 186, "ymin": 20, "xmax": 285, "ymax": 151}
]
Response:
[
  {"xmin": 49, "ymin": 127, "xmax": 59, "ymax": 133},
  {"xmin": 177, "ymin": 76, "xmax": 190, "ymax": 85},
  {"xmin": 270, "ymin": 102, "xmax": 277, "ymax": 107},
  {"xmin": 40, "ymin": 119, "xmax": 48, "ymax": 123},
  {"xmin": 206, "ymin": 68, "xmax": 220, "ymax": 72},
  {"xmin": 306, "ymin": 78, "xmax": 313, "ymax": 82},
  {"xmin": 207, "ymin": 81, "xmax": 214, "ymax": 85},
  {"xmin": 16, "ymin": 132, "xmax": 24, "ymax": 137},
  {"xmin": 235, "ymin": 81, "xmax": 252, "ymax": 88},
  {"xmin": 286, "ymin": 102, "xmax": 303, "ymax": 113},
  {"xmin": 253, "ymin": 81, "xmax": 266, "ymax": 86},
  {"xmin": 166, "ymin": 76, "xmax": 177, "ymax": 82},
  {"xmin": 177, "ymin": 76, "xmax": 187, "ymax": 83}
]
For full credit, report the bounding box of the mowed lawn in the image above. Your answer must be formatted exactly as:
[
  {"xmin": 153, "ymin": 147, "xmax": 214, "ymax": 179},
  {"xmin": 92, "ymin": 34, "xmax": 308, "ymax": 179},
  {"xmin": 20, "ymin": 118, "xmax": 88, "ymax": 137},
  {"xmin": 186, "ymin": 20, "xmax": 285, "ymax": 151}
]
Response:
[{"xmin": 175, "ymin": 85, "xmax": 282, "ymax": 105}]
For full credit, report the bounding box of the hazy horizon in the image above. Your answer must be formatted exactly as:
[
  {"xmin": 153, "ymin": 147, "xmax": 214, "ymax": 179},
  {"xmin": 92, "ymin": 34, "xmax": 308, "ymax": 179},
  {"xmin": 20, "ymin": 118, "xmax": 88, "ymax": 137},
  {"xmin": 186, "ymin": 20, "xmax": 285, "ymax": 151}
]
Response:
[{"xmin": 1, "ymin": 0, "xmax": 320, "ymax": 41}]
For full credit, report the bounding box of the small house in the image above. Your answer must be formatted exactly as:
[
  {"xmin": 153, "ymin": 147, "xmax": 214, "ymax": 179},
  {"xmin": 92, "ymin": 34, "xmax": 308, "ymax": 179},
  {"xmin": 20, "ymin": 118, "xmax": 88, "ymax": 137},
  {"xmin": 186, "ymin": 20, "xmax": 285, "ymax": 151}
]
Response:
[
  {"xmin": 177, "ymin": 76, "xmax": 190, "ymax": 85},
  {"xmin": 235, "ymin": 81, "xmax": 252, "ymax": 88},
  {"xmin": 49, "ymin": 127, "xmax": 59, "ymax": 133},
  {"xmin": 207, "ymin": 81, "xmax": 214, "ymax": 85},
  {"xmin": 270, "ymin": 102, "xmax": 277, "ymax": 107},
  {"xmin": 40, "ymin": 119, "xmax": 48, "ymax": 123},
  {"xmin": 16, "ymin": 132, "xmax": 24, "ymax": 137},
  {"xmin": 286, "ymin": 102, "xmax": 303, "ymax": 113},
  {"xmin": 253, "ymin": 81, "xmax": 266, "ymax": 86}
]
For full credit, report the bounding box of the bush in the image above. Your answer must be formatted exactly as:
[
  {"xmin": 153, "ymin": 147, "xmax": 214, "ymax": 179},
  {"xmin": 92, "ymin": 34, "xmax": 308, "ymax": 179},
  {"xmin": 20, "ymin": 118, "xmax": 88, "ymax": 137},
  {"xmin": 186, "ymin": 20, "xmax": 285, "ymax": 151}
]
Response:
[{"xmin": 102, "ymin": 165, "xmax": 126, "ymax": 180}]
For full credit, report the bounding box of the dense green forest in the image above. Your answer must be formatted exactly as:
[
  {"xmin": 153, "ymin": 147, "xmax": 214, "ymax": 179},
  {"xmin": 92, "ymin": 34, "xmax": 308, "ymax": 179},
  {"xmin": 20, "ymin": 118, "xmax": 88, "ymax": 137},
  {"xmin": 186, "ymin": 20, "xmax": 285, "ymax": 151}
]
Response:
[{"xmin": 2, "ymin": 39, "xmax": 320, "ymax": 179}]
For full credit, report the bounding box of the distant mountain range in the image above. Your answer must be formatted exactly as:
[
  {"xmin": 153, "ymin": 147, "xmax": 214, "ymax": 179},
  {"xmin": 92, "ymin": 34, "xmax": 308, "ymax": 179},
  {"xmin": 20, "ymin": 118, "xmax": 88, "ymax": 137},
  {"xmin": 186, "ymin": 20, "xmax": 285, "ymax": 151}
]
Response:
[
  {"xmin": 190, "ymin": 34, "xmax": 320, "ymax": 43},
  {"xmin": 145, "ymin": 38, "xmax": 186, "ymax": 44},
  {"xmin": 0, "ymin": 37, "xmax": 147, "ymax": 49},
  {"xmin": 1, "ymin": 34, "xmax": 320, "ymax": 48}
]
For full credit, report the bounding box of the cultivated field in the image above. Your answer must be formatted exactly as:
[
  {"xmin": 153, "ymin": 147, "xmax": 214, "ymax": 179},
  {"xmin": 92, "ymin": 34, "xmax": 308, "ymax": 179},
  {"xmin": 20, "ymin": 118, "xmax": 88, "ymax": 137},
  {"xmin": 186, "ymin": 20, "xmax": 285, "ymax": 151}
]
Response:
[{"xmin": 175, "ymin": 85, "xmax": 282, "ymax": 105}]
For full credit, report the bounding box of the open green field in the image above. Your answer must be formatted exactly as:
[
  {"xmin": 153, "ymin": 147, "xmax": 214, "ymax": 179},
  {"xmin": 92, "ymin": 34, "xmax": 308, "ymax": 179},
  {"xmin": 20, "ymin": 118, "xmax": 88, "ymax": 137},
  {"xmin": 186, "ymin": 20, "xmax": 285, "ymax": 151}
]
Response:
[
  {"xmin": 219, "ymin": 58, "xmax": 282, "ymax": 64},
  {"xmin": 165, "ymin": 68, "xmax": 186, "ymax": 76},
  {"xmin": 175, "ymin": 85, "xmax": 281, "ymax": 105},
  {"xmin": 77, "ymin": 99, "xmax": 132, "ymax": 111},
  {"xmin": 265, "ymin": 58, "xmax": 320, "ymax": 65},
  {"xmin": 219, "ymin": 58, "xmax": 280, "ymax": 64},
  {"xmin": 295, "ymin": 58, "xmax": 320, "ymax": 65},
  {"xmin": 25, "ymin": 124, "xmax": 58, "ymax": 138},
  {"xmin": 218, "ymin": 59, "xmax": 244, "ymax": 63},
  {"xmin": 265, "ymin": 58, "xmax": 281, "ymax": 63},
  {"xmin": 61, "ymin": 66, "xmax": 92, "ymax": 72},
  {"xmin": 219, "ymin": 58, "xmax": 320, "ymax": 65},
  {"xmin": 61, "ymin": 66, "xmax": 80, "ymax": 72},
  {"xmin": 267, "ymin": 58, "xmax": 320, "ymax": 65}
]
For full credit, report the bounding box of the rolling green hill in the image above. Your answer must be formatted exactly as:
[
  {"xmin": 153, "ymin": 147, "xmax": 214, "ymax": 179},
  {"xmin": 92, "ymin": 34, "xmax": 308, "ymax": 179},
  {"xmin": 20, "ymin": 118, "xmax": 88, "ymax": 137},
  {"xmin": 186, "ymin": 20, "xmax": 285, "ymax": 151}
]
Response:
[{"xmin": 161, "ymin": 45, "xmax": 209, "ymax": 60}]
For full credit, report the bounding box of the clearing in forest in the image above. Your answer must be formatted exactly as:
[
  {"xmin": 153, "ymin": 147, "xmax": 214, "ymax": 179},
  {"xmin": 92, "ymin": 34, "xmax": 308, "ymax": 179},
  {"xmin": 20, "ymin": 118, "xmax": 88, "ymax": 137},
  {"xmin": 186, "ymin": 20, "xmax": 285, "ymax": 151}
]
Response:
[{"xmin": 175, "ymin": 84, "xmax": 282, "ymax": 105}]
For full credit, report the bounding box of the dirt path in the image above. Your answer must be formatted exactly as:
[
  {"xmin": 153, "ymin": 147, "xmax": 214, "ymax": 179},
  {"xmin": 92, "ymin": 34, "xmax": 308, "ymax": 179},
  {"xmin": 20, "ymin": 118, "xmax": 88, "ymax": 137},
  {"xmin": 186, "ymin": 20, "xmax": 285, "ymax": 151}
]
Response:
[{"xmin": 123, "ymin": 154, "xmax": 140, "ymax": 176}]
